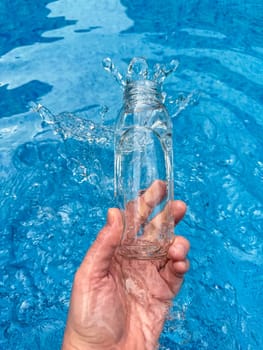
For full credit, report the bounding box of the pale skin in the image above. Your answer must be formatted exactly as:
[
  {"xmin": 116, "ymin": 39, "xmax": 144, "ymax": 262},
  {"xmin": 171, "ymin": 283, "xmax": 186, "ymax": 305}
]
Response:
[{"xmin": 62, "ymin": 181, "xmax": 190, "ymax": 350}]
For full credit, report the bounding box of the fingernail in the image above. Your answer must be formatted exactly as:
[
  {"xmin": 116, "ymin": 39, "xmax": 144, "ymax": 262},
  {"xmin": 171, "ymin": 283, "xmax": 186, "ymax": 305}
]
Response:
[{"xmin": 107, "ymin": 209, "xmax": 114, "ymax": 226}]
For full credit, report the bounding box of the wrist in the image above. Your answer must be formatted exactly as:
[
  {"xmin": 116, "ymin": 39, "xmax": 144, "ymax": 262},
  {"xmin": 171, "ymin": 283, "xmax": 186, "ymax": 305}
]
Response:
[
  {"xmin": 61, "ymin": 327, "xmax": 85, "ymax": 350},
  {"xmin": 62, "ymin": 298, "xmax": 168, "ymax": 350},
  {"xmin": 121, "ymin": 302, "xmax": 167, "ymax": 350},
  {"xmin": 62, "ymin": 326, "xmax": 100, "ymax": 350},
  {"xmin": 121, "ymin": 330, "xmax": 158, "ymax": 350},
  {"xmin": 62, "ymin": 326, "xmax": 123, "ymax": 350},
  {"xmin": 62, "ymin": 321, "xmax": 158, "ymax": 350}
]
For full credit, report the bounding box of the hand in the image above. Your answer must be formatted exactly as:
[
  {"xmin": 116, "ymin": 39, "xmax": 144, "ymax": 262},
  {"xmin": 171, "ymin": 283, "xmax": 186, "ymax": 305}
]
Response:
[{"xmin": 62, "ymin": 181, "xmax": 190, "ymax": 350}]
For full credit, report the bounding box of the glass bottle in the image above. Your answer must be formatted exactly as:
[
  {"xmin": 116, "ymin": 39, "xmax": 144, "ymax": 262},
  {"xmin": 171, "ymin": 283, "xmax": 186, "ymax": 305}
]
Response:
[{"xmin": 115, "ymin": 76, "xmax": 174, "ymax": 259}]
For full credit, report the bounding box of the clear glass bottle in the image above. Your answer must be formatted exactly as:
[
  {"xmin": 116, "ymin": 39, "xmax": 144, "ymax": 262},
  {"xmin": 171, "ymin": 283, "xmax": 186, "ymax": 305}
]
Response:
[{"xmin": 115, "ymin": 78, "xmax": 174, "ymax": 259}]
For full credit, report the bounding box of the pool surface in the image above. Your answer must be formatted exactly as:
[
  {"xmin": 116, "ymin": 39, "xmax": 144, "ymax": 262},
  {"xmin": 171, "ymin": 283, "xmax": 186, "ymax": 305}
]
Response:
[{"xmin": 1, "ymin": 1, "xmax": 263, "ymax": 349}]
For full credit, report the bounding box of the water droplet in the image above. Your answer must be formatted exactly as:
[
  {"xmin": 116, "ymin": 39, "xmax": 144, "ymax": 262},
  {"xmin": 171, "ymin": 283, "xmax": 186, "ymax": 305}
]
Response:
[
  {"xmin": 168, "ymin": 90, "xmax": 200, "ymax": 118},
  {"xmin": 127, "ymin": 57, "xmax": 149, "ymax": 81},
  {"xmin": 102, "ymin": 57, "xmax": 125, "ymax": 87},
  {"xmin": 153, "ymin": 59, "xmax": 179, "ymax": 83},
  {"xmin": 99, "ymin": 105, "xmax": 109, "ymax": 124},
  {"xmin": 103, "ymin": 56, "xmax": 180, "ymax": 88},
  {"xmin": 102, "ymin": 57, "xmax": 113, "ymax": 72},
  {"xmin": 34, "ymin": 104, "xmax": 55, "ymax": 126}
]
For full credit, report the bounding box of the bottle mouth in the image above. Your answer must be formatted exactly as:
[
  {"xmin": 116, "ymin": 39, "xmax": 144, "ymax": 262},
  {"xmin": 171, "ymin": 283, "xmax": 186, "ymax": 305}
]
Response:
[
  {"xmin": 125, "ymin": 79, "xmax": 159, "ymax": 91},
  {"xmin": 124, "ymin": 80, "xmax": 163, "ymax": 110}
]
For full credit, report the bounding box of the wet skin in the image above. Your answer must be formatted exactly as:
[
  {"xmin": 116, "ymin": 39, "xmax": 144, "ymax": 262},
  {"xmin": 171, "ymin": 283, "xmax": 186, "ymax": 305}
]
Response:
[{"xmin": 62, "ymin": 181, "xmax": 190, "ymax": 350}]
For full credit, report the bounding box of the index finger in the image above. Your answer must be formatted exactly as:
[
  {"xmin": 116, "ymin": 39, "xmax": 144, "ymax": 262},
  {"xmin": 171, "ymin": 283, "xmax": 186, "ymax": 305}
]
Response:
[
  {"xmin": 124, "ymin": 180, "xmax": 167, "ymax": 239},
  {"xmin": 143, "ymin": 200, "xmax": 187, "ymax": 241}
]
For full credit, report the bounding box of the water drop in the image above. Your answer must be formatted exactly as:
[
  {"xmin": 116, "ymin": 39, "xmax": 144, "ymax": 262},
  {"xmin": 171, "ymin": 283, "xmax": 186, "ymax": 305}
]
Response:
[
  {"xmin": 127, "ymin": 57, "xmax": 149, "ymax": 82},
  {"xmin": 103, "ymin": 56, "xmax": 180, "ymax": 88},
  {"xmin": 102, "ymin": 57, "xmax": 113, "ymax": 72},
  {"xmin": 168, "ymin": 90, "xmax": 200, "ymax": 118},
  {"xmin": 33, "ymin": 103, "xmax": 55, "ymax": 126},
  {"xmin": 99, "ymin": 105, "xmax": 109, "ymax": 124},
  {"xmin": 153, "ymin": 59, "xmax": 179, "ymax": 83},
  {"xmin": 102, "ymin": 57, "xmax": 125, "ymax": 87}
]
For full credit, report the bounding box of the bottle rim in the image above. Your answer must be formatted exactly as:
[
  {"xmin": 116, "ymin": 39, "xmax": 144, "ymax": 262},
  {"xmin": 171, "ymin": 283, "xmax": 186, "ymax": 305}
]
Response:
[{"xmin": 124, "ymin": 79, "xmax": 163, "ymax": 109}]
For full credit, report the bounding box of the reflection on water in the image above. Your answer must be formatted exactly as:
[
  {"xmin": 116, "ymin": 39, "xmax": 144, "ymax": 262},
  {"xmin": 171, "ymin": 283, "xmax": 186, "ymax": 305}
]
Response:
[
  {"xmin": 0, "ymin": 0, "xmax": 263, "ymax": 349},
  {"xmin": 0, "ymin": 0, "xmax": 76, "ymax": 57},
  {"xmin": 0, "ymin": 81, "xmax": 52, "ymax": 118},
  {"xmin": 0, "ymin": 0, "xmax": 133, "ymax": 115},
  {"xmin": 121, "ymin": 0, "xmax": 263, "ymax": 46}
]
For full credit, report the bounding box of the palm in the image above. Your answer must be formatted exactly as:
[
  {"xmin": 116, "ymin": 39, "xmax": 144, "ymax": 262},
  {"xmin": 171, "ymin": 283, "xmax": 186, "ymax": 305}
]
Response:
[
  {"xmin": 69, "ymin": 253, "xmax": 182, "ymax": 349},
  {"xmin": 63, "ymin": 183, "xmax": 189, "ymax": 350},
  {"xmin": 67, "ymin": 259, "xmax": 127, "ymax": 347}
]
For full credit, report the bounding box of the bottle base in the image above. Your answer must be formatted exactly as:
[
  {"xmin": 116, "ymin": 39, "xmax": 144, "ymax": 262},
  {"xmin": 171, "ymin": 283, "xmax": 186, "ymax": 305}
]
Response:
[{"xmin": 118, "ymin": 241, "xmax": 170, "ymax": 260}]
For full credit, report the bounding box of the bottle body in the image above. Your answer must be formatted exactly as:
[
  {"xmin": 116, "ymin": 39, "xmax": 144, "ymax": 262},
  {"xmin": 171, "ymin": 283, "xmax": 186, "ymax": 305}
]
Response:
[{"xmin": 115, "ymin": 80, "xmax": 174, "ymax": 259}]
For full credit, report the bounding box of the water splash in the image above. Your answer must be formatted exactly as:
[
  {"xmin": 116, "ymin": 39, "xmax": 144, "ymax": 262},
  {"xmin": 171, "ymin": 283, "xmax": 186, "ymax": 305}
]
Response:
[
  {"xmin": 30, "ymin": 103, "xmax": 113, "ymax": 147},
  {"xmin": 102, "ymin": 57, "xmax": 126, "ymax": 87},
  {"xmin": 127, "ymin": 57, "xmax": 149, "ymax": 81},
  {"xmin": 103, "ymin": 56, "xmax": 179, "ymax": 87},
  {"xmin": 153, "ymin": 59, "xmax": 179, "ymax": 84},
  {"xmin": 168, "ymin": 90, "xmax": 200, "ymax": 118},
  {"xmin": 28, "ymin": 104, "xmax": 114, "ymax": 193},
  {"xmin": 33, "ymin": 103, "xmax": 55, "ymax": 126},
  {"xmin": 102, "ymin": 57, "xmax": 198, "ymax": 117}
]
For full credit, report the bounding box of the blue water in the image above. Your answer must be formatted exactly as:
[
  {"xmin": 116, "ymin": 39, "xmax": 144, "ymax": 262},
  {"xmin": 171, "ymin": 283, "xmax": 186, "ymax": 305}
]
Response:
[{"xmin": 1, "ymin": 1, "xmax": 263, "ymax": 349}]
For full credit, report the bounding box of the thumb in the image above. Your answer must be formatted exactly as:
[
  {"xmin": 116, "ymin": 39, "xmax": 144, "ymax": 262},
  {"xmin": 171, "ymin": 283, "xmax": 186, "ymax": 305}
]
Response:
[{"xmin": 80, "ymin": 208, "xmax": 123, "ymax": 278}]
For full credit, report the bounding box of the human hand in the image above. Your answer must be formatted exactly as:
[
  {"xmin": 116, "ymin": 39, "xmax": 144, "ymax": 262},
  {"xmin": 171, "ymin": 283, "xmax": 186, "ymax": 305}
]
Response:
[{"xmin": 62, "ymin": 181, "xmax": 190, "ymax": 350}]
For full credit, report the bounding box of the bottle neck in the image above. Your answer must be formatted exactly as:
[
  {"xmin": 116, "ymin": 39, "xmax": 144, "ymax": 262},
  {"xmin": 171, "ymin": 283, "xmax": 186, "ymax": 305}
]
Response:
[{"xmin": 123, "ymin": 80, "xmax": 163, "ymax": 112}]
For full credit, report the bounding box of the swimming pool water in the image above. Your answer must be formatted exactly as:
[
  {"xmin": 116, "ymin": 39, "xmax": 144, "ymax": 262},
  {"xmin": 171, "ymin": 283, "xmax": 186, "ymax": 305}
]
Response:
[{"xmin": 1, "ymin": 1, "xmax": 263, "ymax": 349}]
